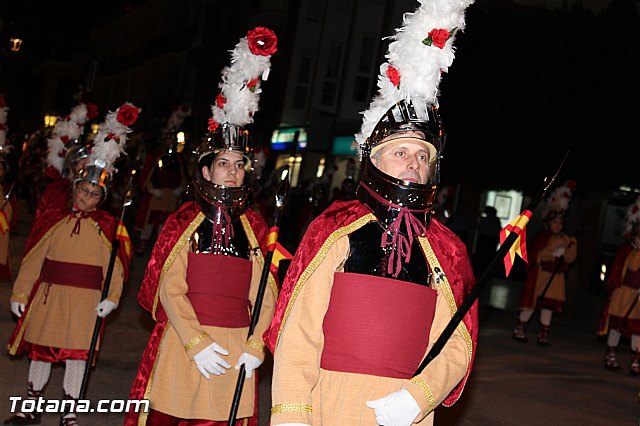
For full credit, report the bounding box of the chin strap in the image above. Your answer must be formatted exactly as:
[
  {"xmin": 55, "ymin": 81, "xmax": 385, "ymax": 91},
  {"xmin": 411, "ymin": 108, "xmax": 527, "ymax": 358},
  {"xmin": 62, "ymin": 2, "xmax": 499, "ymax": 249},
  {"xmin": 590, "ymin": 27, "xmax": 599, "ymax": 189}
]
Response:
[
  {"xmin": 359, "ymin": 182, "xmax": 426, "ymax": 277},
  {"xmin": 212, "ymin": 205, "xmax": 234, "ymax": 250}
]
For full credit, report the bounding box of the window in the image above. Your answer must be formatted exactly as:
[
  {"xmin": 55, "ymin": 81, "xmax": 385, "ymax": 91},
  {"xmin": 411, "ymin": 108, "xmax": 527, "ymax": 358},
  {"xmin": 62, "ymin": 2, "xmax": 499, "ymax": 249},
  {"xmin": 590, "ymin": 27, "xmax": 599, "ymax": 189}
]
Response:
[{"xmin": 352, "ymin": 76, "xmax": 370, "ymax": 102}]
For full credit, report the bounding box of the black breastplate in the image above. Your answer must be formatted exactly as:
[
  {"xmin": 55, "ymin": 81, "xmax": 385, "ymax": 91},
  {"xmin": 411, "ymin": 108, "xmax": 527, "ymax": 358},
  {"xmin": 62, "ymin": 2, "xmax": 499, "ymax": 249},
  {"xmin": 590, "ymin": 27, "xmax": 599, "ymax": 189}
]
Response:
[
  {"xmin": 344, "ymin": 222, "xmax": 431, "ymax": 286},
  {"xmin": 189, "ymin": 218, "xmax": 250, "ymax": 259}
]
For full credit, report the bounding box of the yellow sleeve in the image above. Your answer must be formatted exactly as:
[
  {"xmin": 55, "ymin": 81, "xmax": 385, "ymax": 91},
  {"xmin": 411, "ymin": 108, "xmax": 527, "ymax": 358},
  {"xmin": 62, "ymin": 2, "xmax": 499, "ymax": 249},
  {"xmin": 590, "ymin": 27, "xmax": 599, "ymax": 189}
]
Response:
[
  {"xmin": 159, "ymin": 244, "xmax": 214, "ymax": 359},
  {"xmin": 10, "ymin": 228, "xmax": 54, "ymax": 304},
  {"xmin": 404, "ymin": 283, "xmax": 471, "ymax": 420},
  {"xmin": 270, "ymin": 237, "xmax": 349, "ymax": 425},
  {"xmin": 244, "ymin": 252, "xmax": 278, "ymax": 361}
]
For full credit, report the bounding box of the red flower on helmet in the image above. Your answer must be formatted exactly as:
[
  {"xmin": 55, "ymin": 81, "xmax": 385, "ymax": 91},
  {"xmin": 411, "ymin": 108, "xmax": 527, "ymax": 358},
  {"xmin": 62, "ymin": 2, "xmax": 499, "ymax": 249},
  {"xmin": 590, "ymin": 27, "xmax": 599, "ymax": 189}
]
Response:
[
  {"xmin": 85, "ymin": 103, "xmax": 99, "ymax": 120},
  {"xmin": 247, "ymin": 78, "xmax": 260, "ymax": 92},
  {"xmin": 424, "ymin": 28, "xmax": 452, "ymax": 49},
  {"xmin": 247, "ymin": 26, "xmax": 278, "ymax": 56},
  {"xmin": 0, "ymin": 96, "xmax": 6, "ymax": 108},
  {"xmin": 116, "ymin": 104, "xmax": 140, "ymax": 127},
  {"xmin": 565, "ymin": 179, "xmax": 577, "ymax": 191},
  {"xmin": 386, "ymin": 65, "xmax": 401, "ymax": 87},
  {"xmin": 215, "ymin": 94, "xmax": 226, "ymax": 109},
  {"xmin": 208, "ymin": 118, "xmax": 219, "ymax": 133},
  {"xmin": 60, "ymin": 135, "xmax": 69, "ymax": 145}
]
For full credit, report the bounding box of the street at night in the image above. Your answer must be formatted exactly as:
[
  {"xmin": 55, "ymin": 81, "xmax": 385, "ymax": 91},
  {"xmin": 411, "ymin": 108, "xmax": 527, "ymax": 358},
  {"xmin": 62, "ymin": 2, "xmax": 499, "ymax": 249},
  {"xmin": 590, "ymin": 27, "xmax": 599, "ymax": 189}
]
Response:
[{"xmin": 1, "ymin": 0, "xmax": 640, "ymax": 425}]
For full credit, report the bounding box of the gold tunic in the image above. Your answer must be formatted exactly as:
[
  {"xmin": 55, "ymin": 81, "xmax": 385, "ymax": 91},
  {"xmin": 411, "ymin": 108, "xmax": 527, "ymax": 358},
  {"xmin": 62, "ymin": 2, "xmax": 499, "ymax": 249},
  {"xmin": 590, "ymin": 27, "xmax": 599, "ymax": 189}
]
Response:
[
  {"xmin": 271, "ymin": 236, "xmax": 470, "ymax": 426},
  {"xmin": 146, "ymin": 220, "xmax": 277, "ymax": 421},
  {"xmin": 607, "ymin": 249, "xmax": 640, "ymax": 319},
  {"xmin": 533, "ymin": 234, "xmax": 577, "ymax": 302},
  {"xmin": 10, "ymin": 216, "xmax": 123, "ymax": 351}
]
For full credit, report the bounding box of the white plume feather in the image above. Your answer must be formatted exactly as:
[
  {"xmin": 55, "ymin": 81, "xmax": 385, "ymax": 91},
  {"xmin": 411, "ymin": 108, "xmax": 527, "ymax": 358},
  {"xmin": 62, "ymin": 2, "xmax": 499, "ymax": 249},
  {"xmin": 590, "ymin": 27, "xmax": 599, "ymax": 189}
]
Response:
[
  {"xmin": 355, "ymin": 0, "xmax": 474, "ymax": 147},
  {"xmin": 89, "ymin": 102, "xmax": 140, "ymax": 175},
  {"xmin": 210, "ymin": 28, "xmax": 277, "ymax": 129},
  {"xmin": 46, "ymin": 103, "xmax": 94, "ymax": 172}
]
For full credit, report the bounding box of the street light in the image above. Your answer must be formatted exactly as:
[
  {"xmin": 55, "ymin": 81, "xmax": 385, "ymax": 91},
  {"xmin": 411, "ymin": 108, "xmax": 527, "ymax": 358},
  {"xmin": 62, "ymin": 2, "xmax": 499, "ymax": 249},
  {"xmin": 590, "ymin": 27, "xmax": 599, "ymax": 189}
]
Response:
[
  {"xmin": 9, "ymin": 38, "xmax": 23, "ymax": 52},
  {"xmin": 44, "ymin": 115, "xmax": 58, "ymax": 127}
]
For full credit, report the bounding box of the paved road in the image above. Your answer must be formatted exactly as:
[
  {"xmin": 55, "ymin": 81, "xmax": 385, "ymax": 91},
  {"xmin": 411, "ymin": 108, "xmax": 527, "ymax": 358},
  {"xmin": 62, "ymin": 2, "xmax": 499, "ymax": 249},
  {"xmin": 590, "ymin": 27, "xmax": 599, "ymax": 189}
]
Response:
[{"xmin": 1, "ymin": 200, "xmax": 638, "ymax": 425}]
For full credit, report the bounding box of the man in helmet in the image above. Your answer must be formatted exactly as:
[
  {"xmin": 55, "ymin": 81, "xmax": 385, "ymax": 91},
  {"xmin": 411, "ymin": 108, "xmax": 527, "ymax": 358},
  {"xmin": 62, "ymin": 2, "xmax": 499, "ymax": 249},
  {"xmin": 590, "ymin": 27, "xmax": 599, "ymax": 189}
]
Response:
[
  {"xmin": 5, "ymin": 166, "xmax": 129, "ymax": 426},
  {"xmin": 267, "ymin": 99, "xmax": 478, "ymax": 426},
  {"xmin": 133, "ymin": 130, "xmax": 187, "ymax": 256},
  {"xmin": 513, "ymin": 182, "xmax": 577, "ymax": 346},
  {"xmin": 5, "ymin": 102, "xmax": 136, "ymax": 426},
  {"xmin": 126, "ymin": 123, "xmax": 278, "ymax": 426},
  {"xmin": 599, "ymin": 200, "xmax": 640, "ymax": 375}
]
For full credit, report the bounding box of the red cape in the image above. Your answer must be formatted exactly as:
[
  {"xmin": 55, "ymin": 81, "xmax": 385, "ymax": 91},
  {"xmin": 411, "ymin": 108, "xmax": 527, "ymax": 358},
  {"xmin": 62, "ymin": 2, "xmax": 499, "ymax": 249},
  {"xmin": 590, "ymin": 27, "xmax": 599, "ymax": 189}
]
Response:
[
  {"xmin": 34, "ymin": 178, "xmax": 71, "ymax": 223},
  {"xmin": 8, "ymin": 206, "xmax": 131, "ymax": 356},
  {"xmin": 598, "ymin": 243, "xmax": 635, "ymax": 336},
  {"xmin": 517, "ymin": 230, "xmax": 552, "ymax": 310},
  {"xmin": 126, "ymin": 201, "xmax": 269, "ymax": 426},
  {"xmin": 263, "ymin": 200, "xmax": 478, "ymax": 407}
]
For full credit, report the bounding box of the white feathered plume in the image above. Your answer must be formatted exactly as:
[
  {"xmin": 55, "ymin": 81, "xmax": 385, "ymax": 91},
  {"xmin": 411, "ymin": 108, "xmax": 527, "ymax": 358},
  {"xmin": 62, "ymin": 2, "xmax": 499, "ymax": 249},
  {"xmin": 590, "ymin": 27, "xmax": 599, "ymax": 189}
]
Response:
[
  {"xmin": 89, "ymin": 102, "xmax": 141, "ymax": 176},
  {"xmin": 355, "ymin": 0, "xmax": 475, "ymax": 147},
  {"xmin": 46, "ymin": 103, "xmax": 99, "ymax": 172},
  {"xmin": 542, "ymin": 180, "xmax": 576, "ymax": 218},
  {"xmin": 0, "ymin": 96, "xmax": 9, "ymax": 153},
  {"xmin": 208, "ymin": 26, "xmax": 278, "ymax": 131}
]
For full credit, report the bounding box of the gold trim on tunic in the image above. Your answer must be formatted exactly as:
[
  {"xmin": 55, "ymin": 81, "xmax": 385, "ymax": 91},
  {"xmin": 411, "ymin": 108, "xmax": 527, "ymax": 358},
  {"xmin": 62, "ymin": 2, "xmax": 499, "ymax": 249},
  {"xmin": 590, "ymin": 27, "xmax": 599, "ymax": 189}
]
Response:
[
  {"xmin": 246, "ymin": 338, "xmax": 264, "ymax": 351},
  {"xmin": 140, "ymin": 324, "xmax": 170, "ymax": 426},
  {"xmin": 152, "ymin": 212, "xmax": 205, "ymax": 321},
  {"xmin": 275, "ymin": 214, "xmax": 376, "ymax": 348},
  {"xmin": 410, "ymin": 376, "xmax": 437, "ymax": 412},
  {"xmin": 183, "ymin": 331, "xmax": 208, "ymax": 352},
  {"xmin": 418, "ymin": 235, "xmax": 474, "ymax": 405},
  {"xmin": 271, "ymin": 403, "xmax": 313, "ymax": 414},
  {"xmin": 240, "ymin": 214, "xmax": 279, "ymax": 300},
  {"xmin": 21, "ymin": 218, "xmax": 66, "ymax": 264}
]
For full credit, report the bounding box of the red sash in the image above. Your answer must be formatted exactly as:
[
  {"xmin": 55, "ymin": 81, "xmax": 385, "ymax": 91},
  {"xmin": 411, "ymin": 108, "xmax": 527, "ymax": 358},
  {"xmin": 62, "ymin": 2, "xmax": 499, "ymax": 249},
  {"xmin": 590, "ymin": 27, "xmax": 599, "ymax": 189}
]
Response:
[
  {"xmin": 321, "ymin": 272, "xmax": 437, "ymax": 379},
  {"xmin": 622, "ymin": 268, "xmax": 640, "ymax": 289},
  {"xmin": 540, "ymin": 260, "xmax": 567, "ymax": 273},
  {"xmin": 185, "ymin": 253, "xmax": 252, "ymax": 328},
  {"xmin": 41, "ymin": 259, "xmax": 103, "ymax": 290}
]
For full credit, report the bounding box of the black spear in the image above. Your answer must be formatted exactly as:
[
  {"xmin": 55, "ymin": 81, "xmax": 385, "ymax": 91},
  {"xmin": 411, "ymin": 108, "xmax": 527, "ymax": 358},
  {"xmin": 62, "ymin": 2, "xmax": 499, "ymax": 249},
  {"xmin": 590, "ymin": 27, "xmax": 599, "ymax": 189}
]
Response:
[
  {"xmin": 79, "ymin": 175, "xmax": 134, "ymax": 399},
  {"xmin": 1, "ymin": 181, "xmax": 16, "ymax": 208},
  {"xmin": 228, "ymin": 172, "xmax": 290, "ymax": 424},
  {"xmin": 414, "ymin": 151, "xmax": 569, "ymax": 376}
]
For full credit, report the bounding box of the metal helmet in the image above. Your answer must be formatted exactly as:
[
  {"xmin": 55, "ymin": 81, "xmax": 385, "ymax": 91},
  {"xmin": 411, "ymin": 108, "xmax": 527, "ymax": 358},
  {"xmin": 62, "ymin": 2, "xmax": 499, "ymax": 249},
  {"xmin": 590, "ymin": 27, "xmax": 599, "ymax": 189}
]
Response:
[
  {"xmin": 187, "ymin": 123, "xmax": 253, "ymax": 222},
  {"xmin": 356, "ymin": 98, "xmax": 445, "ymax": 227},
  {"xmin": 74, "ymin": 165, "xmax": 110, "ymax": 202},
  {"xmin": 63, "ymin": 141, "xmax": 91, "ymax": 178}
]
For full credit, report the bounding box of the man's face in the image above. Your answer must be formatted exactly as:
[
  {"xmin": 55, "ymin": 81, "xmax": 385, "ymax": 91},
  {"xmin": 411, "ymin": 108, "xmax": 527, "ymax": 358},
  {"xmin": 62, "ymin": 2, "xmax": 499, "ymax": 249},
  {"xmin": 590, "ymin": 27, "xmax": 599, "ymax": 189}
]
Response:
[
  {"xmin": 371, "ymin": 137, "xmax": 431, "ymax": 185},
  {"xmin": 549, "ymin": 217, "xmax": 564, "ymax": 234},
  {"xmin": 73, "ymin": 181, "xmax": 103, "ymax": 212},
  {"xmin": 201, "ymin": 150, "xmax": 246, "ymax": 187}
]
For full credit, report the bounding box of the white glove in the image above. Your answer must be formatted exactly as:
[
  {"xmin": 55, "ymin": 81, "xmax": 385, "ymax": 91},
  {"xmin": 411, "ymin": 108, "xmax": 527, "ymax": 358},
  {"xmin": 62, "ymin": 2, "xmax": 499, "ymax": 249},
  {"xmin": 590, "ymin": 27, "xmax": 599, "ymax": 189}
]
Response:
[
  {"xmin": 10, "ymin": 301, "xmax": 25, "ymax": 318},
  {"xmin": 95, "ymin": 300, "xmax": 117, "ymax": 318},
  {"xmin": 151, "ymin": 188, "xmax": 163, "ymax": 198},
  {"xmin": 193, "ymin": 342, "xmax": 230, "ymax": 379},
  {"xmin": 173, "ymin": 186, "xmax": 184, "ymax": 197},
  {"xmin": 366, "ymin": 389, "xmax": 420, "ymax": 426},
  {"xmin": 235, "ymin": 352, "xmax": 263, "ymax": 379},
  {"xmin": 552, "ymin": 246, "xmax": 566, "ymax": 258}
]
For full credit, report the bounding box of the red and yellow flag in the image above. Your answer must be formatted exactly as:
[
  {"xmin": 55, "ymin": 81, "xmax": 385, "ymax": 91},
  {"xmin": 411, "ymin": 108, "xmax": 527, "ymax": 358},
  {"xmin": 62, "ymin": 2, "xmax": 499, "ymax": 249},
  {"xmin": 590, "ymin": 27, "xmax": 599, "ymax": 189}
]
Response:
[
  {"xmin": 267, "ymin": 226, "xmax": 293, "ymax": 276},
  {"xmin": 499, "ymin": 210, "xmax": 532, "ymax": 277},
  {"xmin": 116, "ymin": 220, "xmax": 132, "ymax": 260},
  {"xmin": 0, "ymin": 210, "xmax": 9, "ymax": 235}
]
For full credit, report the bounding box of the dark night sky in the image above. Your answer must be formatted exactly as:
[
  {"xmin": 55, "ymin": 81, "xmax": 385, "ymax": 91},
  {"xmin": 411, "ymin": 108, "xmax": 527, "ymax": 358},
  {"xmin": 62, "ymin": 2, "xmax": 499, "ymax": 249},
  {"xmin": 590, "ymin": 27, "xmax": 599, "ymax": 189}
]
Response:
[{"xmin": 1, "ymin": 0, "xmax": 639, "ymax": 196}]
